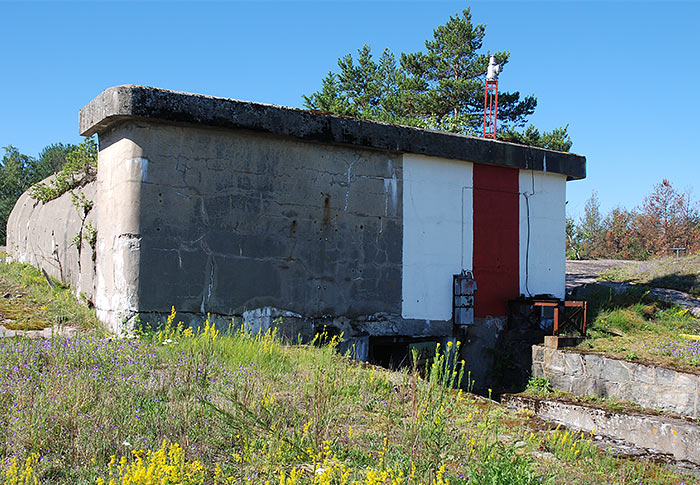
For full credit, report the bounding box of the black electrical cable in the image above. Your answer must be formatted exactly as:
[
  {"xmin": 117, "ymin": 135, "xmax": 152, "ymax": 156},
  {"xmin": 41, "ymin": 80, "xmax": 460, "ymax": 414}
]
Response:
[
  {"xmin": 524, "ymin": 151, "xmax": 536, "ymax": 297},
  {"xmin": 525, "ymin": 192, "xmax": 532, "ymax": 297}
]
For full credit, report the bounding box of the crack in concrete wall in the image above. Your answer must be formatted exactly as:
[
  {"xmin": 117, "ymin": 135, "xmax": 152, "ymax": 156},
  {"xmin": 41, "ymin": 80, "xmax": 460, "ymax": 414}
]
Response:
[{"xmin": 100, "ymin": 122, "xmax": 408, "ymax": 337}]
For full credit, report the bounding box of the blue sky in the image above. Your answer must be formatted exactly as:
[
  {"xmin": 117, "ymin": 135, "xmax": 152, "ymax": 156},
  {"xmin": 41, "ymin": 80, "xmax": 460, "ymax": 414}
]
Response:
[{"xmin": 1, "ymin": 1, "xmax": 698, "ymax": 220}]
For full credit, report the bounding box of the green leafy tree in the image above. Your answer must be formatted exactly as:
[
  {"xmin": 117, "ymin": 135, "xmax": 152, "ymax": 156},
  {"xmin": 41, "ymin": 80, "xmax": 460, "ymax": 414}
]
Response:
[
  {"xmin": 578, "ymin": 191, "xmax": 605, "ymax": 259},
  {"xmin": 0, "ymin": 146, "xmax": 40, "ymax": 245},
  {"xmin": 0, "ymin": 139, "xmax": 96, "ymax": 246},
  {"xmin": 304, "ymin": 8, "xmax": 570, "ymax": 149}
]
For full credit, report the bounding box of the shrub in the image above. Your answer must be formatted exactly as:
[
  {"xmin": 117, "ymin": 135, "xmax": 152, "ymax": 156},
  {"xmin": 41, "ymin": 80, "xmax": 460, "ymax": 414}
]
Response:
[{"xmin": 30, "ymin": 138, "xmax": 97, "ymax": 203}]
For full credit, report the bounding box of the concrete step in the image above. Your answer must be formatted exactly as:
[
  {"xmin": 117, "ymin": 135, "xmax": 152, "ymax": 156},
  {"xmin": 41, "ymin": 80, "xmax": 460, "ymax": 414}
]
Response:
[{"xmin": 504, "ymin": 393, "xmax": 700, "ymax": 468}]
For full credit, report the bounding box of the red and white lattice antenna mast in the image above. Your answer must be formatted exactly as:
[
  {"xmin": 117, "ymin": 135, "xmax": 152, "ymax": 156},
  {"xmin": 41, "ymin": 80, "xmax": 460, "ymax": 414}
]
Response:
[{"xmin": 483, "ymin": 56, "xmax": 500, "ymax": 139}]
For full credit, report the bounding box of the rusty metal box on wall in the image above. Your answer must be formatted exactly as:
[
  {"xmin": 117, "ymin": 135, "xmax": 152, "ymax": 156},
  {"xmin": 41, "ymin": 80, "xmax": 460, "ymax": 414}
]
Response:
[{"xmin": 453, "ymin": 270, "xmax": 476, "ymax": 326}]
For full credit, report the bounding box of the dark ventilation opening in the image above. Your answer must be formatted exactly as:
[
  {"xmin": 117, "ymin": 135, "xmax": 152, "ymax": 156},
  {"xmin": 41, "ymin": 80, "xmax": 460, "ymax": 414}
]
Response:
[
  {"xmin": 367, "ymin": 336, "xmax": 440, "ymax": 371},
  {"xmin": 314, "ymin": 325, "xmax": 343, "ymax": 346}
]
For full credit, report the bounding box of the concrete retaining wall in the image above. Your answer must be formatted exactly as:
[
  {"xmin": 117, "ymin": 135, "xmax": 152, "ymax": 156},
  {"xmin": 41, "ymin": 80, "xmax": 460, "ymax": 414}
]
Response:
[
  {"xmin": 505, "ymin": 394, "xmax": 700, "ymax": 465},
  {"xmin": 532, "ymin": 345, "xmax": 700, "ymax": 418},
  {"xmin": 6, "ymin": 179, "xmax": 97, "ymax": 300}
]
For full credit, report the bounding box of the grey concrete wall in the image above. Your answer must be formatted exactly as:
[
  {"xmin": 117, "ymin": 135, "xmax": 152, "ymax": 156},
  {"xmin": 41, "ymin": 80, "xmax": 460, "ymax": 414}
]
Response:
[
  {"xmin": 532, "ymin": 345, "xmax": 700, "ymax": 419},
  {"xmin": 460, "ymin": 316, "xmax": 505, "ymax": 393},
  {"xmin": 504, "ymin": 394, "xmax": 700, "ymax": 465},
  {"xmin": 6, "ymin": 178, "xmax": 97, "ymax": 300},
  {"xmin": 71, "ymin": 85, "xmax": 586, "ymax": 342},
  {"xmin": 95, "ymin": 121, "xmax": 405, "ymax": 335}
]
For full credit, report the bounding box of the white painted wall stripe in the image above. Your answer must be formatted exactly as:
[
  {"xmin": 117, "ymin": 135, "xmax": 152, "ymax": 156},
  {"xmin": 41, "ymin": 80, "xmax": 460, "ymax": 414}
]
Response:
[
  {"xmin": 402, "ymin": 154, "xmax": 473, "ymax": 320},
  {"xmin": 518, "ymin": 171, "xmax": 567, "ymax": 299}
]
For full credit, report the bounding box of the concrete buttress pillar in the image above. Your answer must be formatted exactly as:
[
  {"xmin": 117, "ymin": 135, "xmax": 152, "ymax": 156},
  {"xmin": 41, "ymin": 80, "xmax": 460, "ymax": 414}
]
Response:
[{"xmin": 94, "ymin": 130, "xmax": 146, "ymax": 333}]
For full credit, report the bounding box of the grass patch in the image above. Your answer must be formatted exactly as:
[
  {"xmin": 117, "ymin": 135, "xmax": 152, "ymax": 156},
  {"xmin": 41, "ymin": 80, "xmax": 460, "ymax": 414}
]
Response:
[
  {"xmin": 575, "ymin": 284, "xmax": 700, "ymax": 372},
  {"xmin": 0, "ymin": 260, "xmax": 101, "ymax": 331},
  {"xmin": 600, "ymin": 254, "xmax": 700, "ymax": 296},
  {"xmin": 0, "ymin": 260, "xmax": 695, "ymax": 484},
  {"xmin": 0, "ymin": 330, "xmax": 692, "ymax": 483},
  {"xmin": 0, "ymin": 318, "xmax": 540, "ymax": 484},
  {"xmin": 0, "ymin": 323, "xmax": 691, "ymax": 484}
]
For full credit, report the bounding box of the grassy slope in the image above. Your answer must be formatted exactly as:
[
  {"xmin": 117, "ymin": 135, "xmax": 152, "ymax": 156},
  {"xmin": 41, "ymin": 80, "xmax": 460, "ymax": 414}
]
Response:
[
  {"xmin": 600, "ymin": 254, "xmax": 700, "ymax": 297},
  {"xmin": 0, "ymin": 256, "xmax": 101, "ymax": 331},
  {"xmin": 0, "ymin": 259, "xmax": 695, "ymax": 484},
  {"xmin": 574, "ymin": 255, "xmax": 700, "ymax": 372}
]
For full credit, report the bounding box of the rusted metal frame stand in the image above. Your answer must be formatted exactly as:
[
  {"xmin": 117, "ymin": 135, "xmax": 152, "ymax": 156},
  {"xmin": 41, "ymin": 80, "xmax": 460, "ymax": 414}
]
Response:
[
  {"xmin": 559, "ymin": 301, "xmax": 587, "ymax": 336},
  {"xmin": 531, "ymin": 300, "xmax": 587, "ymax": 336},
  {"xmin": 483, "ymin": 80, "xmax": 499, "ymax": 139},
  {"xmin": 509, "ymin": 297, "xmax": 587, "ymax": 336}
]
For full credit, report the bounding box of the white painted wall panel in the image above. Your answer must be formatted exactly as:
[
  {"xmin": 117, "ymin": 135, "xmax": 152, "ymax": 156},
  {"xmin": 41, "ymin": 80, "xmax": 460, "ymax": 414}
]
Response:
[
  {"xmin": 518, "ymin": 171, "xmax": 567, "ymax": 299},
  {"xmin": 402, "ymin": 154, "xmax": 473, "ymax": 320}
]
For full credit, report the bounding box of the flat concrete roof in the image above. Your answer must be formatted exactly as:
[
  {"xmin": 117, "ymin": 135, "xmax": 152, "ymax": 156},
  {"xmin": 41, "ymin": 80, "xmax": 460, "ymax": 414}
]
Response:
[{"xmin": 80, "ymin": 85, "xmax": 586, "ymax": 180}]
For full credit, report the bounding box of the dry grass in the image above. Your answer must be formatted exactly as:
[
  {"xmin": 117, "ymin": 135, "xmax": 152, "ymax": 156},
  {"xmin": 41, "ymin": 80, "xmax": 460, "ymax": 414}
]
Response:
[
  {"xmin": 0, "ymin": 260, "xmax": 101, "ymax": 332},
  {"xmin": 600, "ymin": 254, "xmax": 700, "ymax": 296}
]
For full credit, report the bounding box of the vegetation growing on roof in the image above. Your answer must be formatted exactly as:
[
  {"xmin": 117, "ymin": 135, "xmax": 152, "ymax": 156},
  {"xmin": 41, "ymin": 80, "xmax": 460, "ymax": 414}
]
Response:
[{"xmin": 29, "ymin": 137, "xmax": 97, "ymax": 203}]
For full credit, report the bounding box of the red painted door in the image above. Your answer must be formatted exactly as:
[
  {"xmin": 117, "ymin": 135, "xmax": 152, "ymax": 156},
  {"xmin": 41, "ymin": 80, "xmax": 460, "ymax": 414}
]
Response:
[{"xmin": 472, "ymin": 164, "xmax": 520, "ymax": 317}]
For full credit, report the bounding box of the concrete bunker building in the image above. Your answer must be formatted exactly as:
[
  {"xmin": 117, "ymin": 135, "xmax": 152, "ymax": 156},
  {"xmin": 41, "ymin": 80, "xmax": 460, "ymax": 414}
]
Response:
[{"xmin": 7, "ymin": 85, "xmax": 585, "ymax": 387}]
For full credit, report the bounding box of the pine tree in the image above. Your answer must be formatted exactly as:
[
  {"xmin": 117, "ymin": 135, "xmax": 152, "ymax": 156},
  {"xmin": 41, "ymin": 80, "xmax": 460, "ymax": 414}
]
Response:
[
  {"xmin": 304, "ymin": 46, "xmax": 409, "ymax": 123},
  {"xmin": 500, "ymin": 124, "xmax": 573, "ymax": 152},
  {"xmin": 304, "ymin": 8, "xmax": 568, "ymax": 148},
  {"xmin": 399, "ymin": 9, "xmax": 535, "ymax": 132},
  {"xmin": 35, "ymin": 143, "xmax": 76, "ymax": 178}
]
